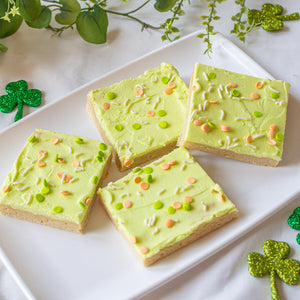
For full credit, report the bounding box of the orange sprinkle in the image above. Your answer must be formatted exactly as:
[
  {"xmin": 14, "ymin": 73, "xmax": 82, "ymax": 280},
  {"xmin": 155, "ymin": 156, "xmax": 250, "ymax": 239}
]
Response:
[
  {"xmin": 268, "ymin": 139, "xmax": 277, "ymax": 146},
  {"xmin": 168, "ymin": 82, "xmax": 176, "ymax": 89},
  {"xmin": 270, "ymin": 124, "xmax": 278, "ymax": 131},
  {"xmin": 130, "ymin": 236, "xmax": 137, "ymax": 244},
  {"xmin": 187, "ymin": 177, "xmax": 196, "ymax": 184},
  {"xmin": 2, "ymin": 185, "xmax": 10, "ymax": 193},
  {"xmin": 193, "ymin": 119, "xmax": 202, "ymax": 126},
  {"xmin": 161, "ymin": 163, "xmax": 170, "ymax": 171},
  {"xmin": 221, "ymin": 125, "xmax": 230, "ymax": 132},
  {"xmin": 250, "ymin": 92, "xmax": 260, "ymax": 100},
  {"xmin": 209, "ymin": 100, "xmax": 218, "ymax": 104},
  {"xmin": 269, "ymin": 129, "xmax": 276, "ymax": 139},
  {"xmin": 105, "ymin": 172, "xmax": 109, "ymax": 178},
  {"xmin": 51, "ymin": 137, "xmax": 59, "ymax": 145},
  {"xmin": 133, "ymin": 176, "xmax": 142, "ymax": 184},
  {"xmin": 219, "ymin": 194, "xmax": 226, "ymax": 202},
  {"xmin": 136, "ymin": 88, "xmax": 144, "ymax": 96},
  {"xmin": 85, "ymin": 198, "xmax": 90, "ymax": 206},
  {"xmin": 184, "ymin": 196, "xmax": 193, "ymax": 203},
  {"xmin": 164, "ymin": 88, "xmax": 173, "ymax": 95},
  {"xmin": 192, "ymin": 85, "xmax": 197, "ymax": 91},
  {"xmin": 140, "ymin": 182, "xmax": 149, "ymax": 190},
  {"xmin": 38, "ymin": 150, "xmax": 47, "ymax": 156},
  {"xmin": 123, "ymin": 158, "xmax": 132, "ymax": 167},
  {"xmin": 229, "ymin": 82, "xmax": 237, "ymax": 88},
  {"xmin": 64, "ymin": 175, "xmax": 72, "ymax": 183},
  {"xmin": 72, "ymin": 160, "xmax": 80, "ymax": 168},
  {"xmin": 246, "ymin": 135, "xmax": 253, "ymax": 144},
  {"xmin": 102, "ymin": 102, "xmax": 110, "ymax": 110},
  {"xmin": 168, "ymin": 159, "xmax": 177, "ymax": 166},
  {"xmin": 146, "ymin": 110, "xmax": 155, "ymax": 117},
  {"xmin": 37, "ymin": 161, "xmax": 46, "ymax": 168},
  {"xmin": 201, "ymin": 123, "xmax": 210, "ymax": 132},
  {"xmin": 173, "ymin": 202, "xmax": 182, "ymax": 209},
  {"xmin": 123, "ymin": 200, "xmax": 132, "ymax": 209},
  {"xmin": 255, "ymin": 81, "xmax": 263, "ymax": 89},
  {"xmin": 56, "ymin": 172, "xmax": 63, "ymax": 178},
  {"xmin": 60, "ymin": 190, "xmax": 71, "ymax": 196},
  {"xmin": 140, "ymin": 246, "xmax": 149, "ymax": 254},
  {"xmin": 165, "ymin": 219, "xmax": 174, "ymax": 228},
  {"xmin": 57, "ymin": 158, "xmax": 65, "ymax": 164}
]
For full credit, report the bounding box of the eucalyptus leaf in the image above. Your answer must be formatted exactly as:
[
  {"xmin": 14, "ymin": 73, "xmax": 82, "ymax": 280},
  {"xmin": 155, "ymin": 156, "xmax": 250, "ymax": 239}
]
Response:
[
  {"xmin": 154, "ymin": 0, "xmax": 177, "ymax": 12},
  {"xmin": 16, "ymin": 0, "xmax": 41, "ymax": 22},
  {"xmin": 26, "ymin": 6, "xmax": 51, "ymax": 28},
  {"xmin": 55, "ymin": 0, "xmax": 81, "ymax": 25},
  {"xmin": 0, "ymin": 15, "xmax": 23, "ymax": 38},
  {"xmin": 76, "ymin": 5, "xmax": 108, "ymax": 44},
  {"xmin": 0, "ymin": 43, "xmax": 8, "ymax": 52}
]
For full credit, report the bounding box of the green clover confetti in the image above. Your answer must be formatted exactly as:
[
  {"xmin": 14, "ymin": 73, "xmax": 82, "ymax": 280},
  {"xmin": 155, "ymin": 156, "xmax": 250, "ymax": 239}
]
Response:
[
  {"xmin": 248, "ymin": 240, "xmax": 300, "ymax": 300},
  {"xmin": 288, "ymin": 207, "xmax": 300, "ymax": 245},
  {"xmin": 248, "ymin": 4, "xmax": 299, "ymax": 31},
  {"xmin": 0, "ymin": 80, "xmax": 42, "ymax": 122}
]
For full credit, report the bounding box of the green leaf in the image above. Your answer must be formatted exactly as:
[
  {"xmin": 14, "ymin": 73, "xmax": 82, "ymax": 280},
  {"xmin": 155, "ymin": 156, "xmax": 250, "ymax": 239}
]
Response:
[
  {"xmin": 55, "ymin": 0, "xmax": 81, "ymax": 25},
  {"xmin": 0, "ymin": 43, "xmax": 8, "ymax": 52},
  {"xmin": 248, "ymin": 252, "xmax": 269, "ymax": 277},
  {"xmin": 154, "ymin": 0, "xmax": 177, "ymax": 12},
  {"xmin": 76, "ymin": 5, "xmax": 108, "ymax": 44},
  {"xmin": 16, "ymin": 0, "xmax": 41, "ymax": 22},
  {"xmin": 0, "ymin": 15, "xmax": 23, "ymax": 38},
  {"xmin": 25, "ymin": 6, "xmax": 51, "ymax": 28},
  {"xmin": 0, "ymin": 0, "xmax": 9, "ymax": 16}
]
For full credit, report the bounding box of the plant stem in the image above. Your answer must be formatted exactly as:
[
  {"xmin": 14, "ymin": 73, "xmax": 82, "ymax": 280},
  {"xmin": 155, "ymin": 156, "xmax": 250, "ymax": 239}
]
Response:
[
  {"xmin": 166, "ymin": 0, "xmax": 184, "ymax": 42},
  {"xmin": 270, "ymin": 270, "xmax": 281, "ymax": 300}
]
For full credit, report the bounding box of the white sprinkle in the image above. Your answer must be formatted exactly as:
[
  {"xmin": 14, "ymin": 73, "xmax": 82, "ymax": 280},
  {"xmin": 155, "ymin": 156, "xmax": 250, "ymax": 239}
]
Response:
[
  {"xmin": 226, "ymin": 136, "xmax": 231, "ymax": 146},
  {"xmin": 235, "ymin": 117, "xmax": 248, "ymax": 121},
  {"xmin": 245, "ymin": 144, "xmax": 257, "ymax": 149},
  {"xmin": 229, "ymin": 91, "xmax": 232, "ymax": 98},
  {"xmin": 12, "ymin": 182, "xmax": 22, "ymax": 185},
  {"xmin": 203, "ymin": 72, "xmax": 209, "ymax": 81},
  {"xmin": 241, "ymin": 97, "xmax": 253, "ymax": 101},
  {"xmin": 201, "ymin": 201, "xmax": 208, "ymax": 211},
  {"xmin": 182, "ymin": 184, "xmax": 193, "ymax": 191},
  {"xmin": 195, "ymin": 78, "xmax": 199, "ymax": 82},
  {"xmin": 22, "ymin": 166, "xmax": 32, "ymax": 177},
  {"xmin": 202, "ymin": 91, "xmax": 207, "ymax": 100},
  {"xmin": 190, "ymin": 109, "xmax": 198, "ymax": 120},
  {"xmin": 219, "ymin": 84, "xmax": 223, "ymax": 91},
  {"xmin": 61, "ymin": 173, "xmax": 66, "ymax": 184},
  {"xmin": 107, "ymin": 183, "xmax": 123, "ymax": 190},
  {"xmin": 276, "ymin": 100, "xmax": 287, "ymax": 106},
  {"xmin": 26, "ymin": 194, "xmax": 33, "ymax": 205},
  {"xmin": 208, "ymin": 86, "xmax": 213, "ymax": 93},
  {"xmin": 152, "ymin": 228, "xmax": 159, "ymax": 235},
  {"xmin": 203, "ymin": 100, "xmax": 208, "ymax": 111},
  {"xmin": 209, "ymin": 83, "xmax": 215, "ymax": 86},
  {"xmin": 48, "ymin": 183, "xmax": 55, "ymax": 187},
  {"xmin": 123, "ymin": 179, "xmax": 129, "ymax": 184},
  {"xmin": 153, "ymin": 159, "xmax": 164, "ymax": 165},
  {"xmin": 111, "ymin": 101, "xmax": 120, "ymax": 105},
  {"xmin": 218, "ymin": 140, "xmax": 224, "ymax": 146},
  {"xmin": 181, "ymin": 164, "xmax": 186, "ymax": 171},
  {"xmin": 261, "ymin": 80, "xmax": 266, "ymax": 86},
  {"xmin": 17, "ymin": 186, "xmax": 29, "ymax": 191},
  {"xmin": 232, "ymin": 97, "xmax": 240, "ymax": 101},
  {"xmin": 268, "ymin": 85, "xmax": 279, "ymax": 93},
  {"xmin": 227, "ymin": 143, "xmax": 238, "ymax": 149},
  {"xmin": 80, "ymin": 158, "xmax": 91, "ymax": 167},
  {"xmin": 74, "ymin": 152, "xmax": 83, "ymax": 158},
  {"xmin": 37, "ymin": 153, "xmax": 46, "ymax": 162},
  {"xmin": 187, "ymin": 152, "xmax": 192, "ymax": 159},
  {"xmin": 218, "ymin": 88, "xmax": 223, "ymax": 99},
  {"xmin": 174, "ymin": 187, "xmax": 180, "ymax": 194},
  {"xmin": 158, "ymin": 189, "xmax": 166, "ymax": 195},
  {"xmin": 124, "ymin": 98, "xmax": 130, "ymax": 106},
  {"xmin": 198, "ymin": 103, "xmax": 202, "ymax": 111},
  {"xmin": 191, "ymin": 103, "xmax": 196, "ymax": 109},
  {"xmin": 153, "ymin": 97, "xmax": 160, "ymax": 109},
  {"xmin": 144, "ymin": 218, "xmax": 148, "ymax": 226},
  {"xmin": 127, "ymin": 147, "xmax": 133, "ymax": 155},
  {"xmin": 136, "ymin": 84, "xmax": 143, "ymax": 89},
  {"xmin": 151, "ymin": 76, "xmax": 158, "ymax": 83},
  {"xmin": 136, "ymin": 191, "xmax": 142, "ymax": 196},
  {"xmin": 225, "ymin": 84, "xmax": 230, "ymax": 94},
  {"xmin": 253, "ymin": 134, "xmax": 265, "ymax": 140},
  {"xmin": 172, "ymin": 219, "xmax": 178, "ymax": 222},
  {"xmin": 150, "ymin": 215, "xmax": 156, "ymax": 226},
  {"xmin": 69, "ymin": 177, "xmax": 78, "ymax": 183},
  {"xmin": 183, "ymin": 160, "xmax": 194, "ymax": 164},
  {"xmin": 220, "ymin": 109, "xmax": 225, "ymax": 120},
  {"xmin": 144, "ymin": 97, "xmax": 150, "ymax": 104},
  {"xmin": 233, "ymin": 138, "xmax": 238, "ymax": 142},
  {"xmin": 198, "ymin": 116, "xmax": 209, "ymax": 120},
  {"xmin": 169, "ymin": 75, "xmax": 175, "ymax": 83},
  {"xmin": 35, "ymin": 177, "xmax": 40, "ymax": 185},
  {"xmin": 120, "ymin": 192, "xmax": 129, "ymax": 199},
  {"xmin": 74, "ymin": 167, "xmax": 85, "ymax": 172},
  {"xmin": 76, "ymin": 212, "xmax": 83, "ymax": 217},
  {"xmin": 68, "ymin": 146, "xmax": 72, "ymax": 154},
  {"xmin": 131, "ymin": 109, "xmax": 137, "ymax": 114},
  {"xmin": 264, "ymin": 97, "xmax": 276, "ymax": 102},
  {"xmin": 140, "ymin": 121, "xmax": 149, "ymax": 125},
  {"xmin": 25, "ymin": 157, "xmax": 36, "ymax": 163}
]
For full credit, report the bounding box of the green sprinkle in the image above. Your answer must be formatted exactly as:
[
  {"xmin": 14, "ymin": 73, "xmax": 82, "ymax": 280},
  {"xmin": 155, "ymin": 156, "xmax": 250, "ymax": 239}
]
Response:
[
  {"xmin": 208, "ymin": 72, "xmax": 216, "ymax": 79},
  {"xmin": 133, "ymin": 167, "xmax": 142, "ymax": 174},
  {"xmin": 28, "ymin": 135, "xmax": 36, "ymax": 143},
  {"xmin": 99, "ymin": 142, "xmax": 107, "ymax": 150},
  {"xmin": 275, "ymin": 133, "xmax": 284, "ymax": 141},
  {"xmin": 115, "ymin": 202, "xmax": 123, "ymax": 210},
  {"xmin": 75, "ymin": 137, "xmax": 84, "ymax": 144},
  {"xmin": 168, "ymin": 206, "xmax": 176, "ymax": 214},
  {"xmin": 41, "ymin": 187, "xmax": 50, "ymax": 195},
  {"xmin": 132, "ymin": 123, "xmax": 141, "ymax": 130},
  {"xmin": 232, "ymin": 89, "xmax": 240, "ymax": 97},
  {"xmin": 54, "ymin": 154, "xmax": 58, "ymax": 162},
  {"xmin": 144, "ymin": 167, "xmax": 153, "ymax": 174},
  {"xmin": 153, "ymin": 201, "xmax": 163, "ymax": 209},
  {"xmin": 96, "ymin": 155, "xmax": 103, "ymax": 162},
  {"xmin": 270, "ymin": 92, "xmax": 279, "ymax": 99},
  {"xmin": 43, "ymin": 179, "xmax": 49, "ymax": 188},
  {"xmin": 79, "ymin": 201, "xmax": 86, "ymax": 209},
  {"xmin": 91, "ymin": 176, "xmax": 98, "ymax": 184},
  {"xmin": 159, "ymin": 121, "xmax": 168, "ymax": 129},
  {"xmin": 53, "ymin": 206, "xmax": 63, "ymax": 213},
  {"xmin": 106, "ymin": 92, "xmax": 116, "ymax": 100},
  {"xmin": 146, "ymin": 174, "xmax": 153, "ymax": 184},
  {"xmin": 157, "ymin": 110, "xmax": 167, "ymax": 117},
  {"xmin": 98, "ymin": 151, "xmax": 104, "ymax": 157},
  {"xmin": 183, "ymin": 202, "xmax": 192, "ymax": 211},
  {"xmin": 114, "ymin": 124, "xmax": 123, "ymax": 131},
  {"xmin": 35, "ymin": 194, "xmax": 45, "ymax": 203},
  {"xmin": 253, "ymin": 111, "xmax": 263, "ymax": 118},
  {"xmin": 161, "ymin": 76, "xmax": 169, "ymax": 84},
  {"xmin": 208, "ymin": 121, "xmax": 216, "ymax": 129}
]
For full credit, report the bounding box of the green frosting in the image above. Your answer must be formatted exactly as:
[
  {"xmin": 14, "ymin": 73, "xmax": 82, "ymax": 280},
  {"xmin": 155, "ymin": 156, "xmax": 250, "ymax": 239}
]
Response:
[
  {"xmin": 98, "ymin": 147, "xmax": 237, "ymax": 259},
  {"xmin": 183, "ymin": 63, "xmax": 290, "ymax": 162},
  {"xmin": 88, "ymin": 62, "xmax": 188, "ymax": 166},
  {"xmin": 0, "ymin": 129, "xmax": 112, "ymax": 225}
]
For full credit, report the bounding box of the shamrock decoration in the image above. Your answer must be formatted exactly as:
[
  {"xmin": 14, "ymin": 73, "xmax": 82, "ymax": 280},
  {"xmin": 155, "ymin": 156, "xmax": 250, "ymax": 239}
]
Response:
[
  {"xmin": 288, "ymin": 207, "xmax": 300, "ymax": 245},
  {"xmin": 0, "ymin": 80, "xmax": 42, "ymax": 122},
  {"xmin": 248, "ymin": 4, "xmax": 299, "ymax": 31},
  {"xmin": 248, "ymin": 240, "xmax": 300, "ymax": 300}
]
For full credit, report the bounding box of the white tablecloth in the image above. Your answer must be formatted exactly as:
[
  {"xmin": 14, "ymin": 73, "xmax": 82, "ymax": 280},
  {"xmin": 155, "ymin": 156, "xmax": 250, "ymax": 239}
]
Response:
[{"xmin": 1, "ymin": 1, "xmax": 300, "ymax": 299}]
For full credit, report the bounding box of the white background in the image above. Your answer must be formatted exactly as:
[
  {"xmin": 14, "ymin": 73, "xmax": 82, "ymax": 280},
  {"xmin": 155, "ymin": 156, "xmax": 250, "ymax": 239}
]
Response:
[{"xmin": 0, "ymin": 0, "xmax": 300, "ymax": 299}]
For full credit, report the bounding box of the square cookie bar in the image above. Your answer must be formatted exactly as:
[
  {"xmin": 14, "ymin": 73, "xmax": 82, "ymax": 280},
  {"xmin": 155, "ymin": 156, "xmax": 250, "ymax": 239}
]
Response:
[
  {"xmin": 0, "ymin": 129, "xmax": 112, "ymax": 233},
  {"xmin": 178, "ymin": 63, "xmax": 290, "ymax": 167},
  {"xmin": 87, "ymin": 62, "xmax": 188, "ymax": 171},
  {"xmin": 98, "ymin": 147, "xmax": 238, "ymax": 266}
]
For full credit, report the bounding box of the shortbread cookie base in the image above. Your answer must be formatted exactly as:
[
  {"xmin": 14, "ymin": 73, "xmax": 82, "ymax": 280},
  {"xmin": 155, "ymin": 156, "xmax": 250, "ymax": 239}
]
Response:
[
  {"xmin": 87, "ymin": 96, "xmax": 178, "ymax": 171},
  {"xmin": 0, "ymin": 153, "xmax": 112, "ymax": 233}
]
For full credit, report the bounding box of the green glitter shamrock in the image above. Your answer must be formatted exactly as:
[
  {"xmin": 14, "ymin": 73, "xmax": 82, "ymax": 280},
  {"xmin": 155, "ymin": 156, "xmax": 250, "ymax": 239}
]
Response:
[
  {"xmin": 288, "ymin": 207, "xmax": 300, "ymax": 245},
  {"xmin": 248, "ymin": 240, "xmax": 300, "ymax": 300},
  {"xmin": 0, "ymin": 80, "xmax": 42, "ymax": 122},
  {"xmin": 248, "ymin": 4, "xmax": 299, "ymax": 31}
]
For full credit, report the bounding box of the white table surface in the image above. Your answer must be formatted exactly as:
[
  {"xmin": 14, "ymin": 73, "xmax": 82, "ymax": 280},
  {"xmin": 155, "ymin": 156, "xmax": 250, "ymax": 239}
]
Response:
[{"xmin": 1, "ymin": 1, "xmax": 300, "ymax": 299}]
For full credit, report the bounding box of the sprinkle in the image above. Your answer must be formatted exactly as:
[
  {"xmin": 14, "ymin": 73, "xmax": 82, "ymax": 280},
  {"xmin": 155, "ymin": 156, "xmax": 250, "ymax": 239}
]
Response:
[
  {"xmin": 69, "ymin": 177, "xmax": 78, "ymax": 183},
  {"xmin": 202, "ymin": 91, "xmax": 207, "ymax": 100},
  {"xmin": 153, "ymin": 97, "xmax": 160, "ymax": 109},
  {"xmin": 276, "ymin": 101, "xmax": 287, "ymax": 106},
  {"xmin": 241, "ymin": 97, "xmax": 253, "ymax": 101},
  {"xmin": 102, "ymin": 102, "xmax": 110, "ymax": 110},
  {"xmin": 153, "ymin": 159, "xmax": 164, "ymax": 165},
  {"xmin": 201, "ymin": 201, "xmax": 208, "ymax": 211},
  {"xmin": 74, "ymin": 152, "xmax": 83, "ymax": 158},
  {"xmin": 229, "ymin": 91, "xmax": 232, "ymax": 98},
  {"xmin": 182, "ymin": 184, "xmax": 193, "ymax": 191},
  {"xmin": 136, "ymin": 191, "xmax": 142, "ymax": 196},
  {"xmin": 140, "ymin": 182, "xmax": 149, "ymax": 190},
  {"xmin": 220, "ymin": 109, "xmax": 225, "ymax": 120},
  {"xmin": 246, "ymin": 144, "xmax": 257, "ymax": 149},
  {"xmin": 219, "ymin": 84, "xmax": 223, "ymax": 91},
  {"xmin": 184, "ymin": 196, "xmax": 193, "ymax": 203},
  {"xmin": 198, "ymin": 104, "xmax": 202, "ymax": 111},
  {"xmin": 120, "ymin": 192, "xmax": 130, "ymax": 199},
  {"xmin": 123, "ymin": 200, "xmax": 132, "ymax": 209},
  {"xmin": 168, "ymin": 159, "xmax": 177, "ymax": 166},
  {"xmin": 246, "ymin": 136, "xmax": 253, "ymax": 144},
  {"xmin": 2, "ymin": 185, "xmax": 10, "ymax": 193},
  {"xmin": 12, "ymin": 182, "xmax": 22, "ymax": 185},
  {"xmin": 74, "ymin": 167, "xmax": 85, "ymax": 172},
  {"xmin": 131, "ymin": 109, "xmax": 137, "ymax": 114},
  {"xmin": 203, "ymin": 100, "xmax": 208, "ymax": 111},
  {"xmin": 127, "ymin": 147, "xmax": 133, "ymax": 155},
  {"xmin": 165, "ymin": 219, "xmax": 174, "ymax": 228},
  {"xmin": 67, "ymin": 147, "xmax": 72, "ymax": 154},
  {"xmin": 152, "ymin": 228, "xmax": 159, "ymax": 235},
  {"xmin": 253, "ymin": 134, "xmax": 265, "ymax": 140},
  {"xmin": 124, "ymin": 158, "xmax": 132, "ymax": 167},
  {"xmin": 187, "ymin": 152, "xmax": 192, "ymax": 159},
  {"xmin": 203, "ymin": 72, "xmax": 209, "ymax": 81},
  {"xmin": 268, "ymin": 140, "xmax": 277, "ymax": 146},
  {"xmin": 173, "ymin": 202, "xmax": 182, "ymax": 209},
  {"xmin": 80, "ymin": 158, "xmax": 91, "ymax": 166},
  {"xmin": 187, "ymin": 177, "xmax": 196, "ymax": 184},
  {"xmin": 51, "ymin": 137, "xmax": 59, "ymax": 145},
  {"xmin": 174, "ymin": 187, "xmax": 180, "ymax": 194},
  {"xmin": 124, "ymin": 98, "xmax": 130, "ymax": 106},
  {"xmin": 151, "ymin": 76, "xmax": 158, "ymax": 83},
  {"xmin": 17, "ymin": 185, "xmax": 29, "ymax": 191},
  {"xmin": 60, "ymin": 190, "xmax": 71, "ymax": 196},
  {"xmin": 268, "ymin": 85, "xmax": 279, "ymax": 93},
  {"xmin": 48, "ymin": 183, "xmax": 55, "ymax": 187},
  {"xmin": 218, "ymin": 140, "xmax": 224, "ymax": 146},
  {"xmin": 140, "ymin": 246, "xmax": 149, "ymax": 255},
  {"xmin": 111, "ymin": 101, "xmax": 120, "ymax": 105},
  {"xmin": 183, "ymin": 160, "xmax": 194, "ymax": 164},
  {"xmin": 227, "ymin": 143, "xmax": 238, "ymax": 149},
  {"xmin": 232, "ymin": 97, "xmax": 240, "ymax": 101},
  {"xmin": 235, "ymin": 117, "xmax": 248, "ymax": 121},
  {"xmin": 264, "ymin": 97, "xmax": 276, "ymax": 102},
  {"xmin": 225, "ymin": 84, "xmax": 230, "ymax": 94},
  {"xmin": 161, "ymin": 163, "xmax": 170, "ymax": 170},
  {"xmin": 37, "ymin": 153, "xmax": 46, "ymax": 162},
  {"xmin": 209, "ymin": 83, "xmax": 215, "ymax": 86},
  {"xmin": 158, "ymin": 189, "xmax": 166, "ymax": 195},
  {"xmin": 25, "ymin": 157, "xmax": 36, "ymax": 163},
  {"xmin": 164, "ymin": 88, "xmax": 172, "ymax": 95},
  {"xmin": 172, "ymin": 219, "xmax": 179, "ymax": 222},
  {"xmin": 140, "ymin": 121, "xmax": 148, "ymax": 125},
  {"xmin": 250, "ymin": 93, "xmax": 260, "ymax": 100},
  {"xmin": 76, "ymin": 212, "xmax": 83, "ymax": 217},
  {"xmin": 201, "ymin": 123, "xmax": 210, "ymax": 132},
  {"xmin": 26, "ymin": 194, "xmax": 33, "ymax": 205},
  {"xmin": 221, "ymin": 125, "xmax": 230, "ymax": 132},
  {"xmin": 134, "ymin": 176, "xmax": 142, "ymax": 184},
  {"xmin": 150, "ymin": 215, "xmax": 156, "ymax": 226},
  {"xmin": 183, "ymin": 202, "xmax": 192, "ymax": 211},
  {"xmin": 181, "ymin": 164, "xmax": 186, "ymax": 171},
  {"xmin": 190, "ymin": 109, "xmax": 198, "ymax": 120},
  {"xmin": 218, "ymin": 88, "xmax": 223, "ymax": 99},
  {"xmin": 107, "ymin": 182, "xmax": 123, "ymax": 190},
  {"xmin": 22, "ymin": 166, "xmax": 32, "ymax": 176},
  {"xmin": 35, "ymin": 177, "xmax": 40, "ymax": 185},
  {"xmin": 208, "ymin": 86, "xmax": 213, "ymax": 93},
  {"xmin": 61, "ymin": 173, "xmax": 66, "ymax": 184}
]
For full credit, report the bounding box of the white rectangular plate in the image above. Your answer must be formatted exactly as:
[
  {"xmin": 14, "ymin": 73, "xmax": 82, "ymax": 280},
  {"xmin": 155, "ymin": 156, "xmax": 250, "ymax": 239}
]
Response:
[{"xmin": 1, "ymin": 31, "xmax": 300, "ymax": 300}]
